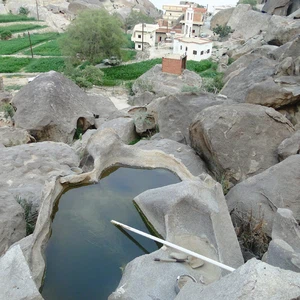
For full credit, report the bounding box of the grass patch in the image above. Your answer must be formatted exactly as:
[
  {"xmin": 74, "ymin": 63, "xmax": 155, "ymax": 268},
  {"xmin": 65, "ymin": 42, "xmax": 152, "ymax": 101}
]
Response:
[
  {"xmin": 122, "ymin": 34, "xmax": 135, "ymax": 49},
  {"xmin": 0, "ymin": 57, "xmax": 32, "ymax": 72},
  {"xmin": 102, "ymin": 58, "xmax": 162, "ymax": 81},
  {"xmin": 24, "ymin": 57, "xmax": 65, "ymax": 72},
  {"xmin": 23, "ymin": 39, "xmax": 62, "ymax": 56},
  {"xmin": 0, "ymin": 24, "xmax": 47, "ymax": 35},
  {"xmin": 4, "ymin": 84, "xmax": 23, "ymax": 91},
  {"xmin": 120, "ymin": 49, "xmax": 136, "ymax": 62},
  {"xmin": 0, "ymin": 14, "xmax": 36, "ymax": 23},
  {"xmin": 0, "ymin": 32, "xmax": 59, "ymax": 55}
]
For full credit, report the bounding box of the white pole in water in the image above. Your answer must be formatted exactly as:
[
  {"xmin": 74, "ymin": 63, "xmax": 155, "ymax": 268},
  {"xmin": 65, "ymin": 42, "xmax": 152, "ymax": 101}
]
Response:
[{"xmin": 111, "ymin": 220, "xmax": 235, "ymax": 272}]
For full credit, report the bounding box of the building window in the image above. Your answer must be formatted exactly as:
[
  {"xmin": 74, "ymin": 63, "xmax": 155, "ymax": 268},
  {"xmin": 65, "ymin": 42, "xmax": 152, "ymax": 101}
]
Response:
[
  {"xmin": 138, "ymin": 34, "xmax": 141, "ymax": 38},
  {"xmin": 185, "ymin": 47, "xmax": 188, "ymax": 51},
  {"xmin": 192, "ymin": 30, "xmax": 195, "ymax": 33},
  {"xmin": 193, "ymin": 50, "xmax": 197, "ymax": 55},
  {"xmin": 138, "ymin": 44, "xmax": 141, "ymax": 49},
  {"xmin": 180, "ymin": 45, "xmax": 182, "ymax": 50},
  {"xmin": 207, "ymin": 49, "xmax": 210, "ymax": 54},
  {"xmin": 201, "ymin": 51, "xmax": 204, "ymax": 55}
]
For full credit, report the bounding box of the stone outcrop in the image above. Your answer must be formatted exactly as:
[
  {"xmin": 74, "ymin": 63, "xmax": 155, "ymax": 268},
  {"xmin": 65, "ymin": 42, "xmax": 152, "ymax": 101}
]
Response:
[
  {"xmin": 12, "ymin": 71, "xmax": 95, "ymax": 144},
  {"xmin": 190, "ymin": 104, "xmax": 294, "ymax": 184},
  {"xmin": 226, "ymin": 155, "xmax": 300, "ymax": 234},
  {"xmin": 147, "ymin": 93, "xmax": 232, "ymax": 144},
  {"xmin": 136, "ymin": 138, "xmax": 208, "ymax": 176},
  {"xmin": 0, "ymin": 245, "xmax": 42, "ymax": 300},
  {"xmin": 0, "ymin": 127, "xmax": 33, "ymax": 147},
  {"xmin": 210, "ymin": 7, "xmax": 235, "ymax": 29},
  {"xmin": 132, "ymin": 65, "xmax": 202, "ymax": 98},
  {"xmin": 175, "ymin": 258, "xmax": 300, "ymax": 300},
  {"xmin": 227, "ymin": 4, "xmax": 251, "ymax": 31},
  {"xmin": 110, "ymin": 177, "xmax": 243, "ymax": 299},
  {"xmin": 277, "ymin": 129, "xmax": 300, "ymax": 160},
  {"xmin": 262, "ymin": 0, "xmax": 292, "ymax": 16}
]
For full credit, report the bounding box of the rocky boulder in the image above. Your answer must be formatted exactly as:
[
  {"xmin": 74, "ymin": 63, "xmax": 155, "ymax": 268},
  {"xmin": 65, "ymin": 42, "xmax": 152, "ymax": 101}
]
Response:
[
  {"xmin": 262, "ymin": 0, "xmax": 292, "ymax": 16},
  {"xmin": 227, "ymin": 4, "xmax": 252, "ymax": 31},
  {"xmin": 277, "ymin": 129, "xmax": 300, "ymax": 160},
  {"xmin": 147, "ymin": 92, "xmax": 232, "ymax": 144},
  {"xmin": 0, "ymin": 127, "xmax": 33, "ymax": 147},
  {"xmin": 132, "ymin": 64, "xmax": 202, "ymax": 98},
  {"xmin": 175, "ymin": 258, "xmax": 300, "ymax": 300},
  {"xmin": 12, "ymin": 71, "xmax": 95, "ymax": 144},
  {"xmin": 226, "ymin": 155, "xmax": 300, "ymax": 235},
  {"xmin": 210, "ymin": 7, "xmax": 235, "ymax": 29},
  {"xmin": 190, "ymin": 104, "xmax": 294, "ymax": 184},
  {"xmin": 136, "ymin": 138, "xmax": 208, "ymax": 176}
]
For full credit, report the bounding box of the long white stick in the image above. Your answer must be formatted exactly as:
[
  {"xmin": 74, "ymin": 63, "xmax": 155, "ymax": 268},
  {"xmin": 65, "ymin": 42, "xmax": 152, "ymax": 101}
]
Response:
[{"xmin": 111, "ymin": 220, "xmax": 235, "ymax": 272}]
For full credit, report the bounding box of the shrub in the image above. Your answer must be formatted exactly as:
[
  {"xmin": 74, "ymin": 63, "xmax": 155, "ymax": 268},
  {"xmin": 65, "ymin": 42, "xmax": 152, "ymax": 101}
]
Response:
[
  {"xmin": 213, "ymin": 24, "xmax": 233, "ymax": 38},
  {"xmin": 19, "ymin": 7, "xmax": 30, "ymax": 16},
  {"xmin": 0, "ymin": 103, "xmax": 15, "ymax": 118},
  {"xmin": 1, "ymin": 30, "xmax": 12, "ymax": 40},
  {"xmin": 181, "ymin": 85, "xmax": 201, "ymax": 95}
]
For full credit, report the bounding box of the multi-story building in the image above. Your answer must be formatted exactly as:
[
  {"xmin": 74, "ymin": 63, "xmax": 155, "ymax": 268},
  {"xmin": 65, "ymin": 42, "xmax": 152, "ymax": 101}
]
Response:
[{"xmin": 131, "ymin": 23, "xmax": 159, "ymax": 50}]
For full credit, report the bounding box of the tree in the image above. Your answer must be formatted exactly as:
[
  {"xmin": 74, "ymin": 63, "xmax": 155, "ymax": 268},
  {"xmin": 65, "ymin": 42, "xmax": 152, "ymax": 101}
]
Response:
[
  {"xmin": 124, "ymin": 10, "xmax": 156, "ymax": 31},
  {"xmin": 212, "ymin": 24, "xmax": 233, "ymax": 38},
  {"xmin": 59, "ymin": 9, "xmax": 126, "ymax": 64}
]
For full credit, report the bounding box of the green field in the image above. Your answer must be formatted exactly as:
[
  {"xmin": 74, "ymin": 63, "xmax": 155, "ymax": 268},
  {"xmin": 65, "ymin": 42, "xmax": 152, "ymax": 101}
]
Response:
[
  {"xmin": 0, "ymin": 24, "xmax": 47, "ymax": 35},
  {"xmin": 23, "ymin": 39, "xmax": 62, "ymax": 56},
  {"xmin": 0, "ymin": 32, "xmax": 59, "ymax": 55},
  {"xmin": 0, "ymin": 14, "xmax": 36, "ymax": 23}
]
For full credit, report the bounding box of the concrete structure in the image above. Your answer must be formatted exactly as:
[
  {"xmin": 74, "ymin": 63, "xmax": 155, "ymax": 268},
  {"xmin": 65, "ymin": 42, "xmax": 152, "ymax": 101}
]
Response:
[
  {"xmin": 162, "ymin": 54, "xmax": 187, "ymax": 75},
  {"xmin": 162, "ymin": 4, "xmax": 188, "ymax": 26},
  {"xmin": 131, "ymin": 23, "xmax": 159, "ymax": 50},
  {"xmin": 181, "ymin": 6, "xmax": 206, "ymax": 37},
  {"xmin": 155, "ymin": 19, "xmax": 182, "ymax": 44},
  {"xmin": 173, "ymin": 37, "xmax": 212, "ymax": 61}
]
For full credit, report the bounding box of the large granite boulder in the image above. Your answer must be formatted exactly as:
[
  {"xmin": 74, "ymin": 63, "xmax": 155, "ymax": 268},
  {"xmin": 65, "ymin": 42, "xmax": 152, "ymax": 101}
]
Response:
[
  {"xmin": 147, "ymin": 93, "xmax": 232, "ymax": 144},
  {"xmin": 0, "ymin": 245, "xmax": 42, "ymax": 300},
  {"xmin": 227, "ymin": 4, "xmax": 252, "ymax": 31},
  {"xmin": 132, "ymin": 65, "xmax": 202, "ymax": 98},
  {"xmin": 175, "ymin": 258, "xmax": 300, "ymax": 300},
  {"xmin": 277, "ymin": 129, "xmax": 300, "ymax": 160},
  {"xmin": 288, "ymin": 0, "xmax": 300, "ymax": 15},
  {"xmin": 0, "ymin": 142, "xmax": 79, "ymax": 255},
  {"xmin": 226, "ymin": 155, "xmax": 300, "ymax": 234},
  {"xmin": 265, "ymin": 208, "xmax": 300, "ymax": 272},
  {"xmin": 262, "ymin": 0, "xmax": 292, "ymax": 15},
  {"xmin": 136, "ymin": 138, "xmax": 208, "ymax": 176},
  {"xmin": 12, "ymin": 71, "xmax": 95, "ymax": 144},
  {"xmin": 190, "ymin": 104, "xmax": 294, "ymax": 184},
  {"xmin": 210, "ymin": 7, "xmax": 234, "ymax": 29},
  {"xmin": 110, "ymin": 177, "xmax": 243, "ymax": 299},
  {"xmin": 0, "ymin": 127, "xmax": 33, "ymax": 147}
]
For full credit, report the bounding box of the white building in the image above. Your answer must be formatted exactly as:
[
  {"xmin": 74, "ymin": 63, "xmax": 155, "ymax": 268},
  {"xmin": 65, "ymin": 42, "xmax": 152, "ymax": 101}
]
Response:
[
  {"xmin": 173, "ymin": 36, "xmax": 212, "ymax": 61},
  {"xmin": 131, "ymin": 23, "xmax": 159, "ymax": 50}
]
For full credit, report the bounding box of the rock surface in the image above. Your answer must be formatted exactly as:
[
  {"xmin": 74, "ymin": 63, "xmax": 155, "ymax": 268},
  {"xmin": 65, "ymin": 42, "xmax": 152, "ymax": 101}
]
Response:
[
  {"xmin": 175, "ymin": 258, "xmax": 300, "ymax": 300},
  {"xmin": 12, "ymin": 71, "xmax": 95, "ymax": 144},
  {"xmin": 0, "ymin": 245, "xmax": 42, "ymax": 300},
  {"xmin": 0, "ymin": 127, "xmax": 33, "ymax": 147},
  {"xmin": 227, "ymin": 4, "xmax": 251, "ymax": 31},
  {"xmin": 190, "ymin": 104, "xmax": 294, "ymax": 183},
  {"xmin": 210, "ymin": 7, "xmax": 234, "ymax": 29},
  {"xmin": 262, "ymin": 0, "xmax": 292, "ymax": 16},
  {"xmin": 277, "ymin": 129, "xmax": 300, "ymax": 160},
  {"xmin": 226, "ymin": 155, "xmax": 300, "ymax": 234},
  {"xmin": 132, "ymin": 65, "xmax": 202, "ymax": 98},
  {"xmin": 136, "ymin": 138, "xmax": 208, "ymax": 176}
]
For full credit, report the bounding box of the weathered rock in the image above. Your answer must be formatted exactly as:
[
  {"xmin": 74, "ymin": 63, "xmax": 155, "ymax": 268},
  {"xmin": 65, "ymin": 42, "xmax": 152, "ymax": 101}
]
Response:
[
  {"xmin": 136, "ymin": 138, "xmax": 208, "ymax": 176},
  {"xmin": 132, "ymin": 110, "xmax": 156, "ymax": 136},
  {"xmin": 277, "ymin": 35, "xmax": 300, "ymax": 61},
  {"xmin": 12, "ymin": 71, "xmax": 95, "ymax": 144},
  {"xmin": 111, "ymin": 177, "xmax": 243, "ymax": 299},
  {"xmin": 0, "ymin": 3, "xmax": 8, "ymax": 14},
  {"xmin": 128, "ymin": 91, "xmax": 158, "ymax": 106},
  {"xmin": 264, "ymin": 15, "xmax": 300, "ymax": 45},
  {"xmin": 231, "ymin": 10, "xmax": 271, "ymax": 41},
  {"xmin": 288, "ymin": 0, "xmax": 300, "ymax": 14},
  {"xmin": 190, "ymin": 104, "xmax": 294, "ymax": 183},
  {"xmin": 210, "ymin": 7, "xmax": 235, "ymax": 29},
  {"xmin": 175, "ymin": 258, "xmax": 300, "ymax": 300},
  {"xmin": 221, "ymin": 56, "xmax": 276, "ymax": 102},
  {"xmin": 227, "ymin": 4, "xmax": 252, "ymax": 30},
  {"xmin": 262, "ymin": 0, "xmax": 291, "ymax": 16},
  {"xmin": 97, "ymin": 117, "xmax": 138, "ymax": 144},
  {"xmin": 0, "ymin": 91, "xmax": 12, "ymax": 104},
  {"xmin": 288, "ymin": 7, "xmax": 300, "ymax": 18},
  {"xmin": 148, "ymin": 93, "xmax": 232, "ymax": 144},
  {"xmin": 0, "ymin": 142, "xmax": 79, "ymax": 255},
  {"xmin": 278, "ymin": 129, "xmax": 300, "ymax": 160},
  {"xmin": 132, "ymin": 64, "xmax": 202, "ymax": 97},
  {"xmin": 226, "ymin": 155, "xmax": 300, "ymax": 234},
  {"xmin": 0, "ymin": 245, "xmax": 42, "ymax": 300},
  {"xmin": 0, "ymin": 127, "xmax": 33, "ymax": 147}
]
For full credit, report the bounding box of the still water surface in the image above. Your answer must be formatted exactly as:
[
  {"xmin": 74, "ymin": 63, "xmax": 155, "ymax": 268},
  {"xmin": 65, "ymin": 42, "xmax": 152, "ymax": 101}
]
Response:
[{"xmin": 42, "ymin": 167, "xmax": 180, "ymax": 300}]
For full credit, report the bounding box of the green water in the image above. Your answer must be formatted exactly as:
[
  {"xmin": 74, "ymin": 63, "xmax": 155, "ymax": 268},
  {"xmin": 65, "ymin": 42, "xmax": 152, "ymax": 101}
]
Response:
[{"xmin": 41, "ymin": 167, "xmax": 180, "ymax": 300}]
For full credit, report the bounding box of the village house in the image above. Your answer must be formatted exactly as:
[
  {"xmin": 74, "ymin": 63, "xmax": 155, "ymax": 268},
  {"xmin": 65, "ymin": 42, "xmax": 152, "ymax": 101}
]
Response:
[
  {"xmin": 180, "ymin": 6, "xmax": 206, "ymax": 37},
  {"xmin": 131, "ymin": 23, "xmax": 159, "ymax": 50}
]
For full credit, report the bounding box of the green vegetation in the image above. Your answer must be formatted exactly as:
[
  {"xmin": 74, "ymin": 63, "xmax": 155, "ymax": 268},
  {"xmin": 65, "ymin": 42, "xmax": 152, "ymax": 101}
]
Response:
[
  {"xmin": 0, "ymin": 57, "xmax": 32, "ymax": 72},
  {"xmin": 181, "ymin": 85, "xmax": 202, "ymax": 94},
  {"xmin": 120, "ymin": 49, "xmax": 136, "ymax": 62},
  {"xmin": 212, "ymin": 24, "xmax": 233, "ymax": 38},
  {"xmin": 123, "ymin": 34, "xmax": 135, "ymax": 49},
  {"xmin": 4, "ymin": 84, "xmax": 23, "ymax": 91},
  {"xmin": 237, "ymin": 0, "xmax": 257, "ymax": 7},
  {"xmin": 59, "ymin": 9, "xmax": 126, "ymax": 64},
  {"xmin": 1, "ymin": 30, "xmax": 12, "ymax": 40},
  {"xmin": 228, "ymin": 57, "xmax": 235, "ymax": 65},
  {"xmin": 0, "ymin": 24, "xmax": 47, "ymax": 35},
  {"xmin": 124, "ymin": 10, "xmax": 156, "ymax": 30},
  {"xmin": 0, "ymin": 103, "xmax": 15, "ymax": 118},
  {"xmin": 0, "ymin": 14, "xmax": 36, "ymax": 23},
  {"xmin": 0, "ymin": 32, "xmax": 59, "ymax": 55},
  {"xmin": 19, "ymin": 7, "xmax": 30, "ymax": 16},
  {"xmin": 23, "ymin": 39, "xmax": 62, "ymax": 56}
]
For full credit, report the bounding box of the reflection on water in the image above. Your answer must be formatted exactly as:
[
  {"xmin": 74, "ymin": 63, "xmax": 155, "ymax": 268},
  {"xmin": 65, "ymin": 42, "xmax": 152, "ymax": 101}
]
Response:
[{"xmin": 42, "ymin": 168, "xmax": 180, "ymax": 300}]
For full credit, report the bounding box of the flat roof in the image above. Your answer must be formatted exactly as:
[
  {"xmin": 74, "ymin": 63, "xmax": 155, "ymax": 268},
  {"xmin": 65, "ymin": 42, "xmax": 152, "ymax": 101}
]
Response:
[
  {"xmin": 163, "ymin": 53, "xmax": 184, "ymax": 59},
  {"xmin": 133, "ymin": 23, "xmax": 159, "ymax": 32},
  {"xmin": 174, "ymin": 36, "xmax": 212, "ymax": 44}
]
